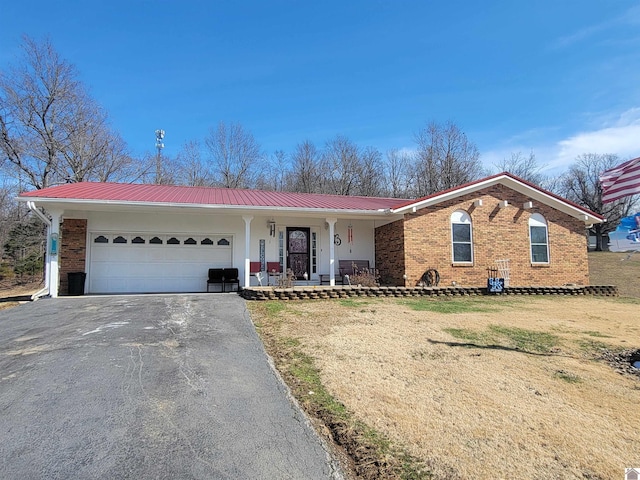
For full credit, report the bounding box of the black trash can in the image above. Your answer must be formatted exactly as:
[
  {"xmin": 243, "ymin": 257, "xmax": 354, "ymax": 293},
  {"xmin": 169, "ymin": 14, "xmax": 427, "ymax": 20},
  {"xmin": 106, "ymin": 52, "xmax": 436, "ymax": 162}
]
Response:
[{"xmin": 68, "ymin": 272, "xmax": 86, "ymax": 296}]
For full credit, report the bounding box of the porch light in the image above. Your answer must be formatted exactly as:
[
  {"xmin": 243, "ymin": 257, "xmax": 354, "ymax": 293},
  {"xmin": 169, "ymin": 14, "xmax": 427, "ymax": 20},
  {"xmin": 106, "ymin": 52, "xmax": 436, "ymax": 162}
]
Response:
[{"xmin": 268, "ymin": 220, "xmax": 276, "ymax": 237}]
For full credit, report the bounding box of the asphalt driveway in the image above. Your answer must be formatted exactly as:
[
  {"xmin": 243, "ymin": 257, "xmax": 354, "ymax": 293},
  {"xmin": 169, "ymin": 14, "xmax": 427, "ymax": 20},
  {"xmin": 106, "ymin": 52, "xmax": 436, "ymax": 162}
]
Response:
[{"xmin": 0, "ymin": 294, "xmax": 344, "ymax": 479}]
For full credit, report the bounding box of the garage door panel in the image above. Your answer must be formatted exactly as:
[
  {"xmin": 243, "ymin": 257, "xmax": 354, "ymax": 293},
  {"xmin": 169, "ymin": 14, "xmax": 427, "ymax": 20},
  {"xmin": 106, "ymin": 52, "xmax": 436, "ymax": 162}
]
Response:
[
  {"xmin": 89, "ymin": 233, "xmax": 233, "ymax": 293},
  {"xmin": 92, "ymin": 276, "xmax": 206, "ymax": 294}
]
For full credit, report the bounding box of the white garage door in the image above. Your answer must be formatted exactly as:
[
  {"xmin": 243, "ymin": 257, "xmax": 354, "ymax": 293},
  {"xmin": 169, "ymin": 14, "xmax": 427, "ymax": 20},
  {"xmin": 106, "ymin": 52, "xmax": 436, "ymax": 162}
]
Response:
[{"xmin": 88, "ymin": 232, "xmax": 233, "ymax": 293}]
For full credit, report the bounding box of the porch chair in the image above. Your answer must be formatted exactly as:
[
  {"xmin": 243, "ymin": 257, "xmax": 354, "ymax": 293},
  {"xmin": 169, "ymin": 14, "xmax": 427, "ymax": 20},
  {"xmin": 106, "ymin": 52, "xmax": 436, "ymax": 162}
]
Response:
[
  {"xmin": 266, "ymin": 262, "xmax": 282, "ymax": 286},
  {"xmin": 206, "ymin": 268, "xmax": 225, "ymax": 292},
  {"xmin": 222, "ymin": 268, "xmax": 240, "ymax": 292},
  {"xmin": 250, "ymin": 261, "xmax": 264, "ymax": 286}
]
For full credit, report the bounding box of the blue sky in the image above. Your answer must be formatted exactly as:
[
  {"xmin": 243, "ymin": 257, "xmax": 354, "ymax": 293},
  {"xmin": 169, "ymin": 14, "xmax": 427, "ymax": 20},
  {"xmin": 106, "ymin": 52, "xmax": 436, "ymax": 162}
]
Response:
[{"xmin": 1, "ymin": 1, "xmax": 639, "ymax": 175}]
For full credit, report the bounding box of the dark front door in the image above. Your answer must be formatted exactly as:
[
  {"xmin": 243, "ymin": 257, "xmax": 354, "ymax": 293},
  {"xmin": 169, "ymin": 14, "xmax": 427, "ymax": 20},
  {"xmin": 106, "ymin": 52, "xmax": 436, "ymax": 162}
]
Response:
[{"xmin": 287, "ymin": 227, "xmax": 310, "ymax": 280}]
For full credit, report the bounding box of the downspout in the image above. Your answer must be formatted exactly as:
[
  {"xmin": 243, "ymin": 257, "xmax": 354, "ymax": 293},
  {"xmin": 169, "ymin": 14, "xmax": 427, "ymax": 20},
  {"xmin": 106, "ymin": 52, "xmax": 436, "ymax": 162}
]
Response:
[{"xmin": 27, "ymin": 201, "xmax": 51, "ymax": 300}]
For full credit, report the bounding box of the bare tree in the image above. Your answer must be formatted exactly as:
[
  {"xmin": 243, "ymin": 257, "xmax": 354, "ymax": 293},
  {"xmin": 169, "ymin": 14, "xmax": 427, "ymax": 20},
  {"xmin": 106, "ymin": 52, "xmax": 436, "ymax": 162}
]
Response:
[
  {"xmin": 92, "ymin": 134, "xmax": 139, "ymax": 182},
  {"xmin": 287, "ymin": 140, "xmax": 320, "ymax": 193},
  {"xmin": 496, "ymin": 151, "xmax": 563, "ymax": 192},
  {"xmin": 0, "ymin": 36, "xmax": 134, "ymax": 190},
  {"xmin": 174, "ymin": 140, "xmax": 213, "ymax": 186},
  {"xmin": 414, "ymin": 121, "xmax": 483, "ymax": 196},
  {"xmin": 137, "ymin": 151, "xmax": 178, "ymax": 185},
  {"xmin": 496, "ymin": 151, "xmax": 545, "ymax": 184},
  {"xmin": 256, "ymin": 150, "xmax": 289, "ymax": 191},
  {"xmin": 384, "ymin": 149, "xmax": 414, "ymax": 198},
  {"xmin": 356, "ymin": 146, "xmax": 384, "ymax": 196},
  {"xmin": 319, "ymin": 135, "xmax": 361, "ymax": 195},
  {"xmin": 205, "ymin": 121, "xmax": 262, "ymax": 189},
  {"xmin": 561, "ymin": 153, "xmax": 638, "ymax": 251}
]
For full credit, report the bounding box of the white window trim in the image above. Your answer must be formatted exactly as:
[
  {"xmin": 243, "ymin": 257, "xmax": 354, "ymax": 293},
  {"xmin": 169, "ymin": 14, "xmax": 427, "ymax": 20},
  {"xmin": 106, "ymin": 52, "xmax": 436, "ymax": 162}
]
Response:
[
  {"xmin": 529, "ymin": 214, "xmax": 550, "ymax": 264},
  {"xmin": 451, "ymin": 210, "xmax": 473, "ymax": 264}
]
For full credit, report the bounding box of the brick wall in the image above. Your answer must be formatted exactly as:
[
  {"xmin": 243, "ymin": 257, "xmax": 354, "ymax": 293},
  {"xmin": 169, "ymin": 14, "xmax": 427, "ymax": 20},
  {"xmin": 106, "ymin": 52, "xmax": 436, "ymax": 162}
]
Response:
[
  {"xmin": 59, "ymin": 219, "xmax": 87, "ymax": 295},
  {"xmin": 375, "ymin": 185, "xmax": 590, "ymax": 287},
  {"xmin": 374, "ymin": 219, "xmax": 406, "ymax": 285}
]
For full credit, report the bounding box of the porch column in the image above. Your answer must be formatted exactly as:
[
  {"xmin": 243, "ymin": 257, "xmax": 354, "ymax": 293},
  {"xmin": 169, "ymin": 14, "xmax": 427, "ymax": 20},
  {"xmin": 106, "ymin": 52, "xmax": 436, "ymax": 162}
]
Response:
[
  {"xmin": 49, "ymin": 210, "xmax": 62, "ymax": 298},
  {"xmin": 242, "ymin": 215, "xmax": 253, "ymax": 288},
  {"xmin": 326, "ymin": 217, "xmax": 337, "ymax": 286}
]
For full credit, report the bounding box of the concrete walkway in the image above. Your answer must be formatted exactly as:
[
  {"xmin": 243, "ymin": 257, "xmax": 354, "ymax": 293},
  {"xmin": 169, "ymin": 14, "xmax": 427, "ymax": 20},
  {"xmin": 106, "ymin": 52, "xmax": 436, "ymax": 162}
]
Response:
[{"xmin": 0, "ymin": 294, "xmax": 344, "ymax": 479}]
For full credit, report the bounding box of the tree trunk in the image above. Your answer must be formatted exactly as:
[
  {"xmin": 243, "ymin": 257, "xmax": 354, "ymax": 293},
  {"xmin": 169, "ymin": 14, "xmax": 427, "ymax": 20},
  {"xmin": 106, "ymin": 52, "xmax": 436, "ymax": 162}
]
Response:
[{"xmin": 594, "ymin": 224, "xmax": 607, "ymax": 252}]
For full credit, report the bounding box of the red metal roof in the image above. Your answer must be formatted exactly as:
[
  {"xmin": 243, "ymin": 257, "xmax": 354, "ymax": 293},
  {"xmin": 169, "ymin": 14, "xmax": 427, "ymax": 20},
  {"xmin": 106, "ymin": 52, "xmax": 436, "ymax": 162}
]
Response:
[
  {"xmin": 18, "ymin": 173, "xmax": 605, "ymax": 221},
  {"xmin": 19, "ymin": 182, "xmax": 410, "ymax": 211}
]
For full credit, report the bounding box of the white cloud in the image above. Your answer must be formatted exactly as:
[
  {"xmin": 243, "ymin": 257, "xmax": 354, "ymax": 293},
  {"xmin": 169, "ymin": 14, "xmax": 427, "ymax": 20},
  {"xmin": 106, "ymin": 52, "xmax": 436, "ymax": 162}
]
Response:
[
  {"xmin": 481, "ymin": 108, "xmax": 640, "ymax": 176},
  {"xmin": 396, "ymin": 147, "xmax": 417, "ymax": 158},
  {"xmin": 552, "ymin": 109, "xmax": 640, "ymax": 169}
]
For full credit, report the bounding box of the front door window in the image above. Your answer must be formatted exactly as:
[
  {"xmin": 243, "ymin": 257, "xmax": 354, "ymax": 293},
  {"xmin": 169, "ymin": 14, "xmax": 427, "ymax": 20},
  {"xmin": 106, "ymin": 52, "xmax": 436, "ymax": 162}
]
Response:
[{"xmin": 287, "ymin": 228, "xmax": 310, "ymax": 280}]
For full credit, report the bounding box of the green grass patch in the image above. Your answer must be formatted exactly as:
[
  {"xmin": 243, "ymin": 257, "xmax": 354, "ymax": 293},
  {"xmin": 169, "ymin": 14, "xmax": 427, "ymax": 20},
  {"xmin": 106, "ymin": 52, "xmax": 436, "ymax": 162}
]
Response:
[
  {"xmin": 487, "ymin": 325, "xmax": 561, "ymax": 353},
  {"xmin": 282, "ymin": 337, "xmax": 301, "ymax": 348},
  {"xmin": 612, "ymin": 297, "xmax": 640, "ymax": 305},
  {"xmin": 554, "ymin": 370, "xmax": 582, "ymax": 383},
  {"xmin": 581, "ymin": 330, "xmax": 612, "ymax": 338},
  {"xmin": 443, "ymin": 325, "xmax": 561, "ymax": 353},
  {"xmin": 576, "ymin": 338, "xmax": 611, "ymax": 354},
  {"xmin": 339, "ymin": 298, "xmax": 379, "ymax": 314},
  {"xmin": 263, "ymin": 301, "xmax": 288, "ymax": 317},
  {"xmin": 399, "ymin": 297, "xmax": 500, "ymax": 314},
  {"xmin": 288, "ymin": 350, "xmax": 348, "ymax": 418},
  {"xmin": 339, "ymin": 298, "xmax": 372, "ymax": 307},
  {"xmin": 442, "ymin": 327, "xmax": 488, "ymax": 343}
]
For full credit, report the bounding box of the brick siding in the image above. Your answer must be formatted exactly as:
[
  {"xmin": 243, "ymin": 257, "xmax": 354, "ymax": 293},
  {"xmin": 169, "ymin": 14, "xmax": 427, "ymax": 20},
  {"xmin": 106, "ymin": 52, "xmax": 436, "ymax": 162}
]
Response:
[
  {"xmin": 375, "ymin": 219, "xmax": 406, "ymax": 285},
  {"xmin": 59, "ymin": 219, "xmax": 87, "ymax": 295},
  {"xmin": 375, "ymin": 185, "xmax": 590, "ymax": 287}
]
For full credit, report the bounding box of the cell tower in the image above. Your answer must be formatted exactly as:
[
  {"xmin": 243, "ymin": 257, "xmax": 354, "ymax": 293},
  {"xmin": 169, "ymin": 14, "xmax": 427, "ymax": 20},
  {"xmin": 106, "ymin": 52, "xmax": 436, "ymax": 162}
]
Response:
[{"xmin": 155, "ymin": 129, "xmax": 165, "ymax": 182}]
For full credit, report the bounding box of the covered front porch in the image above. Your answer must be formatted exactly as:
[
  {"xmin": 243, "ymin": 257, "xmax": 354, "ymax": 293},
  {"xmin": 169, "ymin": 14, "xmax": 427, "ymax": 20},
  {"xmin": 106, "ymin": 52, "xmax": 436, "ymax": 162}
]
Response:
[{"xmin": 239, "ymin": 214, "xmax": 385, "ymax": 289}]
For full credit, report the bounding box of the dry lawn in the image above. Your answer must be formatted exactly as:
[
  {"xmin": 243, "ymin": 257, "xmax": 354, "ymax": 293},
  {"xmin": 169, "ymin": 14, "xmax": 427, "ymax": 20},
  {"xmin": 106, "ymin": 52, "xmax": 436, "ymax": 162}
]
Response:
[
  {"xmin": 588, "ymin": 250, "xmax": 640, "ymax": 298},
  {"xmin": 254, "ymin": 296, "xmax": 640, "ymax": 479},
  {"xmin": 251, "ymin": 253, "xmax": 640, "ymax": 480},
  {"xmin": 0, "ymin": 280, "xmax": 42, "ymax": 310}
]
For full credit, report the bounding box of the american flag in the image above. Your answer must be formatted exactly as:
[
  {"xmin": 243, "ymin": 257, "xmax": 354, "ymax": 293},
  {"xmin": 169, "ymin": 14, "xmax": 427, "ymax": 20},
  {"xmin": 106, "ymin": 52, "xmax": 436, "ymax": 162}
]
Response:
[{"xmin": 599, "ymin": 157, "xmax": 640, "ymax": 203}]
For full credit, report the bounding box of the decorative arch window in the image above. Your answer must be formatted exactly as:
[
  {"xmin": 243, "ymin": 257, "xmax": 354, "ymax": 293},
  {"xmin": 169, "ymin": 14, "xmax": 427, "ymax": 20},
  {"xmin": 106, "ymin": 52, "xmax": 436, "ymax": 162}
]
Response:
[
  {"xmin": 132, "ymin": 236, "xmax": 145, "ymax": 244},
  {"xmin": 529, "ymin": 214, "xmax": 549, "ymax": 263},
  {"xmin": 184, "ymin": 237, "xmax": 197, "ymax": 245},
  {"xmin": 149, "ymin": 236, "xmax": 163, "ymax": 244},
  {"xmin": 451, "ymin": 210, "xmax": 473, "ymax": 263},
  {"xmin": 113, "ymin": 236, "xmax": 127, "ymax": 244},
  {"xmin": 201, "ymin": 238, "xmax": 214, "ymax": 245},
  {"xmin": 94, "ymin": 235, "xmax": 109, "ymax": 244},
  {"xmin": 217, "ymin": 238, "xmax": 230, "ymax": 246},
  {"xmin": 167, "ymin": 237, "xmax": 180, "ymax": 245}
]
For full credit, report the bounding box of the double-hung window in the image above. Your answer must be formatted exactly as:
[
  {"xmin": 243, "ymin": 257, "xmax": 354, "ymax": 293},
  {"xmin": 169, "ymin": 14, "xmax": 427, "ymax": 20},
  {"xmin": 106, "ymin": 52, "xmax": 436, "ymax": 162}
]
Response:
[
  {"xmin": 451, "ymin": 211, "xmax": 473, "ymax": 263},
  {"xmin": 529, "ymin": 214, "xmax": 549, "ymax": 263}
]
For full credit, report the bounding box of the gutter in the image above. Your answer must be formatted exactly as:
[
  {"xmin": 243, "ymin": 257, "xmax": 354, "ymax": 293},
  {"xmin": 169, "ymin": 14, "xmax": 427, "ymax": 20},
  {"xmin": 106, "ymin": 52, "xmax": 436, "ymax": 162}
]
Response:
[
  {"xmin": 17, "ymin": 196, "xmax": 402, "ymax": 217},
  {"xmin": 26, "ymin": 201, "xmax": 51, "ymax": 300}
]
